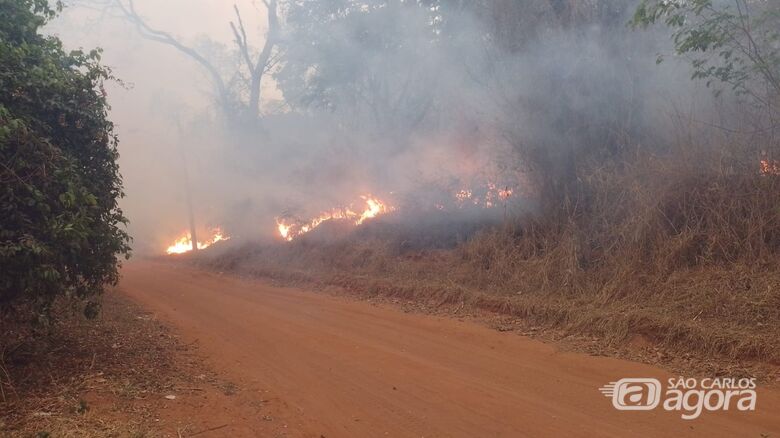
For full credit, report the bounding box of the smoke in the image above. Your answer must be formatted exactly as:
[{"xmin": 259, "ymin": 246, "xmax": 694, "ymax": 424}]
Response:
[{"xmin": 45, "ymin": 0, "xmax": 712, "ymax": 254}]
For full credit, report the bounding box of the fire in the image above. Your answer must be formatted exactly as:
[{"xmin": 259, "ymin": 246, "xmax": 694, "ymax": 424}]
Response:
[
  {"xmin": 165, "ymin": 227, "xmax": 230, "ymax": 254},
  {"xmin": 358, "ymin": 197, "xmax": 386, "ymax": 224},
  {"xmin": 455, "ymin": 183, "xmax": 513, "ymax": 208},
  {"xmin": 760, "ymin": 159, "xmax": 780, "ymax": 175},
  {"xmin": 277, "ymin": 222, "xmax": 293, "ymax": 241},
  {"xmin": 455, "ymin": 189, "xmax": 473, "ymax": 203},
  {"xmin": 276, "ymin": 195, "xmax": 394, "ymax": 241},
  {"xmin": 275, "ymin": 183, "xmax": 516, "ymax": 241}
]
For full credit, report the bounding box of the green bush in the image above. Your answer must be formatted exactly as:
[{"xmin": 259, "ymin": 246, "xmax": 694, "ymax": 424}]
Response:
[{"xmin": 0, "ymin": 0, "xmax": 130, "ymax": 317}]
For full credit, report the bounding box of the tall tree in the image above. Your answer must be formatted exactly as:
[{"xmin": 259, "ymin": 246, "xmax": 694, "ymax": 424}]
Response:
[
  {"xmin": 77, "ymin": 0, "xmax": 281, "ymax": 122},
  {"xmin": 276, "ymin": 0, "xmax": 440, "ymax": 147}
]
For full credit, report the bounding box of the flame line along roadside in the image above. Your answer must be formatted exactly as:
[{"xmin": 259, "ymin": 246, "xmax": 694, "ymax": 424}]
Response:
[
  {"xmin": 275, "ymin": 185, "xmax": 516, "ymax": 242},
  {"xmin": 163, "ymin": 184, "xmax": 516, "ymax": 252},
  {"xmin": 276, "ymin": 195, "xmax": 394, "ymax": 242},
  {"xmin": 165, "ymin": 227, "xmax": 230, "ymax": 255}
]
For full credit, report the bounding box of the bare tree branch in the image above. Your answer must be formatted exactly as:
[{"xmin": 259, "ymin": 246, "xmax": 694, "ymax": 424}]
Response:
[
  {"xmin": 247, "ymin": 0, "xmax": 279, "ymax": 118},
  {"xmin": 116, "ymin": 0, "xmax": 231, "ymax": 109},
  {"xmin": 69, "ymin": 0, "xmax": 282, "ymax": 121}
]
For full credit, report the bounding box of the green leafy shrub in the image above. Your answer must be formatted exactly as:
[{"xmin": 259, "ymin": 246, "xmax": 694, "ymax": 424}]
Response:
[
  {"xmin": 633, "ymin": 0, "xmax": 780, "ymax": 100},
  {"xmin": 0, "ymin": 0, "xmax": 130, "ymax": 317}
]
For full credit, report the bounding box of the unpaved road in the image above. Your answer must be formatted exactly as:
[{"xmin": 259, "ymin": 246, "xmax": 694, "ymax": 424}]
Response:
[{"xmin": 119, "ymin": 261, "xmax": 780, "ymax": 437}]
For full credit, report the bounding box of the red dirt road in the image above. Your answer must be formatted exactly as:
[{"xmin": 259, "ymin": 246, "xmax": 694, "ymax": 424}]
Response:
[{"xmin": 119, "ymin": 261, "xmax": 780, "ymax": 437}]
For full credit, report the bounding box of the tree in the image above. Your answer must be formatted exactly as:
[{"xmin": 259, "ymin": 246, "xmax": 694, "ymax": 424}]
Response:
[
  {"xmin": 633, "ymin": 0, "xmax": 780, "ymax": 164},
  {"xmin": 633, "ymin": 0, "xmax": 780, "ymax": 105},
  {"xmin": 452, "ymin": 0, "xmax": 653, "ymax": 209},
  {"xmin": 0, "ymin": 0, "xmax": 130, "ymax": 317},
  {"xmin": 451, "ymin": 0, "xmax": 630, "ymax": 53},
  {"xmin": 276, "ymin": 0, "xmax": 441, "ymax": 149},
  {"xmin": 105, "ymin": 0, "xmax": 281, "ymax": 122}
]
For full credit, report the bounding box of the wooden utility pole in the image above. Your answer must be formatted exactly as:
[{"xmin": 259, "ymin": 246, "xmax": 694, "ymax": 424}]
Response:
[
  {"xmin": 176, "ymin": 119, "xmax": 198, "ymax": 252},
  {"xmin": 183, "ymin": 159, "xmax": 198, "ymax": 252}
]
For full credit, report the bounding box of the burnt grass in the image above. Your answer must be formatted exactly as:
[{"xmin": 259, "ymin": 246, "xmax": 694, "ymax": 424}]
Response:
[{"xmin": 193, "ymin": 166, "xmax": 780, "ymax": 382}]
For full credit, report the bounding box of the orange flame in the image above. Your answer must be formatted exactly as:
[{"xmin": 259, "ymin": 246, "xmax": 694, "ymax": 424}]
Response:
[
  {"xmin": 455, "ymin": 183, "xmax": 513, "ymax": 208},
  {"xmin": 276, "ymin": 195, "xmax": 394, "ymax": 241},
  {"xmin": 760, "ymin": 160, "xmax": 780, "ymax": 175},
  {"xmin": 455, "ymin": 189, "xmax": 472, "ymax": 203},
  {"xmin": 275, "ymin": 183, "xmax": 516, "ymax": 241},
  {"xmin": 166, "ymin": 227, "xmax": 230, "ymax": 255}
]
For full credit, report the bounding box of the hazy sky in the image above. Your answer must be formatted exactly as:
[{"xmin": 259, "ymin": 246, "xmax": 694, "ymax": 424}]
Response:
[{"xmin": 50, "ymin": 1, "xmax": 276, "ymax": 253}]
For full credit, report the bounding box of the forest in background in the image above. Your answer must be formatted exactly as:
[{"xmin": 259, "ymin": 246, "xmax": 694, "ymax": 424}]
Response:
[{"xmin": 2, "ymin": 0, "xmax": 780, "ymax": 385}]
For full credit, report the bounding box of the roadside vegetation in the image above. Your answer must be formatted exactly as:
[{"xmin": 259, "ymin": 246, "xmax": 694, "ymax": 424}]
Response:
[
  {"xmin": 194, "ymin": 0, "xmax": 780, "ymax": 375},
  {"xmin": 1, "ymin": 0, "xmax": 129, "ymax": 412},
  {"xmin": 201, "ymin": 155, "xmax": 780, "ymax": 374},
  {"xmin": 0, "ymin": 0, "xmax": 130, "ymax": 320}
]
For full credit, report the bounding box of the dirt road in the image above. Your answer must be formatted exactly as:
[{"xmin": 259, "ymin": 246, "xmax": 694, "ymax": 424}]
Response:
[{"xmin": 119, "ymin": 261, "xmax": 779, "ymax": 437}]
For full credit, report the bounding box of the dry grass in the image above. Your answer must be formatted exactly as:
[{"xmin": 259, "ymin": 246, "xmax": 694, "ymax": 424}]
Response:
[
  {"xmin": 193, "ymin": 151, "xmax": 780, "ymax": 379},
  {"xmin": 0, "ymin": 292, "xmax": 240, "ymax": 437}
]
